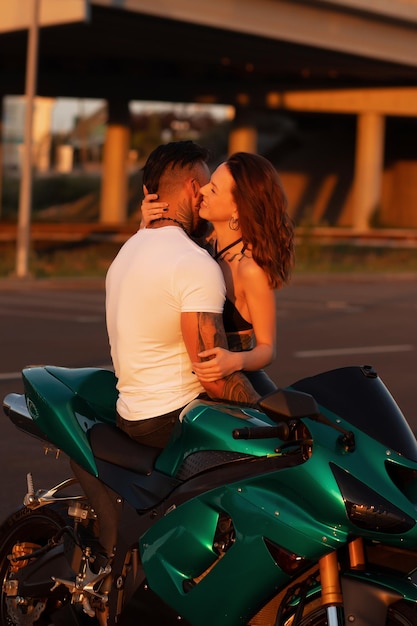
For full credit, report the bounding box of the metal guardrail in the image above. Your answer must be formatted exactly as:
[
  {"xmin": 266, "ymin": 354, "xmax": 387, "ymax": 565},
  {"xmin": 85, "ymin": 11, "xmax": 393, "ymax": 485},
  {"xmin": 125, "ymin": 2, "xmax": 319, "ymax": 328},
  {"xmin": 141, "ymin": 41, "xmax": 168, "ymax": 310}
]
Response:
[
  {"xmin": 1, "ymin": 223, "xmax": 417, "ymax": 247},
  {"xmin": 0, "ymin": 222, "xmax": 137, "ymax": 244},
  {"xmin": 295, "ymin": 227, "xmax": 417, "ymax": 248}
]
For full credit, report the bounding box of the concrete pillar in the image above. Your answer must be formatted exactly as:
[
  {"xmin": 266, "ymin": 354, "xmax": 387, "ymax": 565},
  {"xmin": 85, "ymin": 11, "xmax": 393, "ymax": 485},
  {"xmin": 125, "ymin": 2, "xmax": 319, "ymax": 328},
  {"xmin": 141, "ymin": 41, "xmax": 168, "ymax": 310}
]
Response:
[
  {"xmin": 228, "ymin": 125, "xmax": 258, "ymax": 155},
  {"xmin": 0, "ymin": 96, "xmax": 3, "ymax": 219},
  {"xmin": 100, "ymin": 99, "xmax": 131, "ymax": 224},
  {"xmin": 228, "ymin": 107, "xmax": 258, "ymax": 154},
  {"xmin": 352, "ymin": 112, "xmax": 385, "ymax": 230}
]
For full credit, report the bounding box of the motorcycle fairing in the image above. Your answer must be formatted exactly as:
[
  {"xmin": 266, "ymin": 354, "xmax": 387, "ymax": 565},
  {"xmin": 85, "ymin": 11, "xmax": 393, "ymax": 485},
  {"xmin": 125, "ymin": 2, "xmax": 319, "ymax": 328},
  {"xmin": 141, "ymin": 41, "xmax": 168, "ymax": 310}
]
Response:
[
  {"xmin": 140, "ymin": 489, "xmax": 299, "ymax": 625},
  {"xmin": 40, "ymin": 365, "xmax": 118, "ymax": 424},
  {"xmin": 95, "ymin": 447, "xmax": 305, "ymax": 512},
  {"xmin": 138, "ymin": 414, "xmax": 417, "ymax": 625},
  {"xmin": 291, "ymin": 366, "xmax": 417, "ymax": 462},
  {"xmin": 341, "ymin": 571, "xmax": 417, "ymax": 626},
  {"xmin": 155, "ymin": 400, "xmax": 278, "ymax": 475},
  {"xmin": 21, "ymin": 366, "xmax": 119, "ymax": 474},
  {"xmin": 138, "ymin": 458, "xmax": 347, "ymax": 625}
]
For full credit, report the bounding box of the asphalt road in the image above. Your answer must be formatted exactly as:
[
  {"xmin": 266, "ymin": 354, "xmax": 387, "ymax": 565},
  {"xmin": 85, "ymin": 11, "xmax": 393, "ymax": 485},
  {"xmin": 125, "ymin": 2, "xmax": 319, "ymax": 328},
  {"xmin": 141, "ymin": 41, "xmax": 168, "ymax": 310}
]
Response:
[{"xmin": 0, "ymin": 274, "xmax": 416, "ymax": 521}]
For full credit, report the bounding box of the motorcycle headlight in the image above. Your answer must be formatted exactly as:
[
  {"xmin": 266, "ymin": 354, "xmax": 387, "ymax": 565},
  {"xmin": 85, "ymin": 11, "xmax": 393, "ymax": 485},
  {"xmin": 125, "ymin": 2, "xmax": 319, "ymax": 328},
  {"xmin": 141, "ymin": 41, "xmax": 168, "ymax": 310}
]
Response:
[{"xmin": 331, "ymin": 463, "xmax": 415, "ymax": 534}]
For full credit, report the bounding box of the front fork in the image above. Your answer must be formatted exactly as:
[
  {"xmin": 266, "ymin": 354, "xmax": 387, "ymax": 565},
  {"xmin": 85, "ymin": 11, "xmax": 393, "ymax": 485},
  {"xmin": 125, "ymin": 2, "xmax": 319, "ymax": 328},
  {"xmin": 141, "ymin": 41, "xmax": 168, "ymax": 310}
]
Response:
[
  {"xmin": 319, "ymin": 549, "xmax": 344, "ymax": 626},
  {"xmin": 319, "ymin": 538, "xmax": 366, "ymax": 626}
]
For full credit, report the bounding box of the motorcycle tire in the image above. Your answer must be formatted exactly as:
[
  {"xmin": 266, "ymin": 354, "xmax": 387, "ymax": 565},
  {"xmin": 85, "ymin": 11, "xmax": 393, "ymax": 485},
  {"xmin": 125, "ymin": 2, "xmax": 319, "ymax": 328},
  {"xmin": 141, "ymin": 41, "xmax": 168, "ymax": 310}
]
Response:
[
  {"xmin": 0, "ymin": 505, "xmax": 75, "ymax": 626},
  {"xmin": 281, "ymin": 598, "xmax": 417, "ymax": 626}
]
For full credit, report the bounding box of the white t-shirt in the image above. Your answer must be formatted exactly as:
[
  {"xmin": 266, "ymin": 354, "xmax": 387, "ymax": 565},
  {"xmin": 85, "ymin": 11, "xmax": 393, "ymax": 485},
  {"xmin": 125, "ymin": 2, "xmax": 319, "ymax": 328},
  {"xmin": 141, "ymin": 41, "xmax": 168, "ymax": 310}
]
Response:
[{"xmin": 105, "ymin": 227, "xmax": 225, "ymax": 421}]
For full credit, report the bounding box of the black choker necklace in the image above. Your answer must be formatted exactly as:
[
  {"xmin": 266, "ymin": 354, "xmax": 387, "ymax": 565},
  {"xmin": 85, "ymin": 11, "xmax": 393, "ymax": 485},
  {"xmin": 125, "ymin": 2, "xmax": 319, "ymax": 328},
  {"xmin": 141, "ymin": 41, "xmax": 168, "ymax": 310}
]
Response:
[
  {"xmin": 150, "ymin": 217, "xmax": 187, "ymax": 233},
  {"xmin": 214, "ymin": 237, "xmax": 243, "ymax": 261}
]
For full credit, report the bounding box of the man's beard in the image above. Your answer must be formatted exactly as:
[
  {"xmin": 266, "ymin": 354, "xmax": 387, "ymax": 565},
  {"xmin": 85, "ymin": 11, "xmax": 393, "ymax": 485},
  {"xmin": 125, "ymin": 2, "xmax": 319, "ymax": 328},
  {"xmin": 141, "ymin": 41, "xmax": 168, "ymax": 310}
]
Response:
[
  {"xmin": 175, "ymin": 200, "xmax": 193, "ymax": 235},
  {"xmin": 175, "ymin": 200, "xmax": 209, "ymax": 239}
]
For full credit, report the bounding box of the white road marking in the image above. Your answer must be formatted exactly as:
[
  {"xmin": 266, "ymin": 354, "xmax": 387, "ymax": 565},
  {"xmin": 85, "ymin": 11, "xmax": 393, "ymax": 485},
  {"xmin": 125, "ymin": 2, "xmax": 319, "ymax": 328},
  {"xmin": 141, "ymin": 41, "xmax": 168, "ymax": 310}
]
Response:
[
  {"xmin": 295, "ymin": 344, "xmax": 414, "ymax": 358},
  {"xmin": 0, "ymin": 308, "xmax": 102, "ymax": 323}
]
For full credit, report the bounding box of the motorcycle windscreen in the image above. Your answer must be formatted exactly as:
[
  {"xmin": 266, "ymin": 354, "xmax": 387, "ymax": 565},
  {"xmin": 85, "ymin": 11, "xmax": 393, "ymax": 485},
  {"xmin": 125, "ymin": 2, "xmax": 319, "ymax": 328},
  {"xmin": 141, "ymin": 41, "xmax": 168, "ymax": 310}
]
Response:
[{"xmin": 290, "ymin": 365, "xmax": 417, "ymax": 462}]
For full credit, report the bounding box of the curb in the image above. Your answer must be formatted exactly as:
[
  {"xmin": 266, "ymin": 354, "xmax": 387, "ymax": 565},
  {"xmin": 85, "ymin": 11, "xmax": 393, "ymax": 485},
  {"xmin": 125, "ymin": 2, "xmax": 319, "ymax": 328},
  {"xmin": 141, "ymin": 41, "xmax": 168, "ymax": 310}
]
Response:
[{"xmin": 0, "ymin": 272, "xmax": 416, "ymax": 290}]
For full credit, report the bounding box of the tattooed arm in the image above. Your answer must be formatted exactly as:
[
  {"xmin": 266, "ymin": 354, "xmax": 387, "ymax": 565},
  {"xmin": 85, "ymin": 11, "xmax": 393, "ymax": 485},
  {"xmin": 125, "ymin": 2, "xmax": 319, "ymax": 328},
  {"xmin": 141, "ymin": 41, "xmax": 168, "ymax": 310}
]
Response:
[{"xmin": 181, "ymin": 311, "xmax": 260, "ymax": 406}]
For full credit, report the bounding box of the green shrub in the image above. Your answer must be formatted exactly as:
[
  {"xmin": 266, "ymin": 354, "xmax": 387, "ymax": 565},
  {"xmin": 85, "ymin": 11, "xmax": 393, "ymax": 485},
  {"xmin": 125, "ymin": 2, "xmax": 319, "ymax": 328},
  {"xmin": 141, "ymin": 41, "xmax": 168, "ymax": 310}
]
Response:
[{"xmin": 1, "ymin": 174, "xmax": 101, "ymax": 219}]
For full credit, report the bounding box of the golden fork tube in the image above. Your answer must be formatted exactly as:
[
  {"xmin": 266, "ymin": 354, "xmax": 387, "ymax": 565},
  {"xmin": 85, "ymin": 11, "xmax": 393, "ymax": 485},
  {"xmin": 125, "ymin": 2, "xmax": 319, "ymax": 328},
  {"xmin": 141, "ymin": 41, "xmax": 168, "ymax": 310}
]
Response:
[
  {"xmin": 348, "ymin": 537, "xmax": 365, "ymax": 569},
  {"xmin": 319, "ymin": 552, "xmax": 342, "ymax": 606}
]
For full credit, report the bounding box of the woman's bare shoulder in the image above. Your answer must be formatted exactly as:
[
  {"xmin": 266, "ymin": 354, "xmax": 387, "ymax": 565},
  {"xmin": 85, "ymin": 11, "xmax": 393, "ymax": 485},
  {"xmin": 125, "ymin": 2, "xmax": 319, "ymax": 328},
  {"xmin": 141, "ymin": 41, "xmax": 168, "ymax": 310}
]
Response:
[{"xmin": 238, "ymin": 255, "xmax": 268, "ymax": 285}]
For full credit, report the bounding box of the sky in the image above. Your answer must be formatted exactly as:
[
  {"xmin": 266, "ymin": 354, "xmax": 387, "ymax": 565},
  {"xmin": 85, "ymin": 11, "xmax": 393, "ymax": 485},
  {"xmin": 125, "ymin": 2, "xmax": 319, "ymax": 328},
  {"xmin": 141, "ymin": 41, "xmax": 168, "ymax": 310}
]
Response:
[
  {"xmin": 51, "ymin": 98, "xmax": 104, "ymax": 132},
  {"xmin": 51, "ymin": 98, "xmax": 232, "ymax": 133}
]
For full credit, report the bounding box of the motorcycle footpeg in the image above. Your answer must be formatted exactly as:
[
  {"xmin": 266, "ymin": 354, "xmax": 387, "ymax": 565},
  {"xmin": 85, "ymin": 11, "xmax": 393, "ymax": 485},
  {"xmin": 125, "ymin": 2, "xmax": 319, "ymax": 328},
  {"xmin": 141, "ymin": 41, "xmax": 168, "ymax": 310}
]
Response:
[{"xmin": 24, "ymin": 475, "xmax": 84, "ymax": 509}]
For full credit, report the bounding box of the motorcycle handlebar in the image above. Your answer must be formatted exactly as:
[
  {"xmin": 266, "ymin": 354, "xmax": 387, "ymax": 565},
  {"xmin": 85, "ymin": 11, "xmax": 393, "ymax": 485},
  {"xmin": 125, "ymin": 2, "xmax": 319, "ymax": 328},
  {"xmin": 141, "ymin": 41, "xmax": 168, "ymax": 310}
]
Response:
[{"xmin": 232, "ymin": 423, "xmax": 290, "ymax": 441}]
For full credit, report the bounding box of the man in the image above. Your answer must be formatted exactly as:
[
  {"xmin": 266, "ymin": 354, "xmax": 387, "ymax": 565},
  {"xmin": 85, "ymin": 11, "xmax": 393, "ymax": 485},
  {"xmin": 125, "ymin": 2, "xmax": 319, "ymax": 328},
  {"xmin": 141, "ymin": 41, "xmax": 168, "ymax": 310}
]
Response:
[
  {"xmin": 106, "ymin": 140, "xmax": 259, "ymax": 448},
  {"xmin": 70, "ymin": 141, "xmax": 259, "ymax": 590}
]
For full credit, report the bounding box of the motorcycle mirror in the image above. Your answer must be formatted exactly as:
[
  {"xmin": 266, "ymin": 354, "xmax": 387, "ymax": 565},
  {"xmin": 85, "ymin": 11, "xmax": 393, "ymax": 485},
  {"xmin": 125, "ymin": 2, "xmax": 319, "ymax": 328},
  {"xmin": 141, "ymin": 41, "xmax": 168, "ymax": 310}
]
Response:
[{"xmin": 258, "ymin": 388, "xmax": 320, "ymax": 422}]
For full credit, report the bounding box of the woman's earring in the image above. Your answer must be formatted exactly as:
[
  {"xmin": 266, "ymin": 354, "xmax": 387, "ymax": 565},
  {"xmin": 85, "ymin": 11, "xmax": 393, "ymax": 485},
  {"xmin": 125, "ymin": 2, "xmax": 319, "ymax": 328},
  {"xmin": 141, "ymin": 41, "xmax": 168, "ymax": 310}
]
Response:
[{"xmin": 229, "ymin": 216, "xmax": 239, "ymax": 231}]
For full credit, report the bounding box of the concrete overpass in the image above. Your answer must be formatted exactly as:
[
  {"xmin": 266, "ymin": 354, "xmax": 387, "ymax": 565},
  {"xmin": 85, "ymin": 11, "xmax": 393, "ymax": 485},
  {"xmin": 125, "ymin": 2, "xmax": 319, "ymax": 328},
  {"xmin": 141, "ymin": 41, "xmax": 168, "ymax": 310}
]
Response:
[{"xmin": 2, "ymin": 0, "xmax": 417, "ymax": 230}]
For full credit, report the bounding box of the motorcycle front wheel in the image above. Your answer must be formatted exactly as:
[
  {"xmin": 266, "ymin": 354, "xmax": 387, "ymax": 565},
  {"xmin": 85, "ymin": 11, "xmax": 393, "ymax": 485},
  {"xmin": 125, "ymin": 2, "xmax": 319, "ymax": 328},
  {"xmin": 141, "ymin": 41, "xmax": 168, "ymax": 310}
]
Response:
[
  {"xmin": 281, "ymin": 599, "xmax": 417, "ymax": 626},
  {"xmin": 0, "ymin": 505, "xmax": 71, "ymax": 626}
]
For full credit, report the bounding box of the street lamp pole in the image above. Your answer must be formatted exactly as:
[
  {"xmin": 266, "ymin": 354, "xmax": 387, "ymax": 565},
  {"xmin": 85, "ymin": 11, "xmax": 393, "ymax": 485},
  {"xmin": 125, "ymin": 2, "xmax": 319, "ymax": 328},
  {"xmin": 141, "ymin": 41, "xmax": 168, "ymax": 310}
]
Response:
[{"xmin": 15, "ymin": 0, "xmax": 40, "ymax": 278}]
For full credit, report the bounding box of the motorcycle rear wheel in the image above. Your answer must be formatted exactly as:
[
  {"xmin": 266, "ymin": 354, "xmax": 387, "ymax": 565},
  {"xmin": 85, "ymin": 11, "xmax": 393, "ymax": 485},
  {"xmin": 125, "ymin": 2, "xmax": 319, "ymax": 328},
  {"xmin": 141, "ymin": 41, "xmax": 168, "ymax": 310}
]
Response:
[
  {"xmin": 0, "ymin": 506, "xmax": 71, "ymax": 626},
  {"xmin": 282, "ymin": 598, "xmax": 417, "ymax": 626}
]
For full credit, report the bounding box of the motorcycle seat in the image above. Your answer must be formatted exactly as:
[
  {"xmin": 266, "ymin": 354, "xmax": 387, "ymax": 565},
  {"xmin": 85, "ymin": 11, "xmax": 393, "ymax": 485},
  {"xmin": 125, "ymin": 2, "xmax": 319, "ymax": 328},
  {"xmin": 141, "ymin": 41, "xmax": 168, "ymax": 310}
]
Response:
[{"xmin": 89, "ymin": 423, "xmax": 160, "ymax": 476}]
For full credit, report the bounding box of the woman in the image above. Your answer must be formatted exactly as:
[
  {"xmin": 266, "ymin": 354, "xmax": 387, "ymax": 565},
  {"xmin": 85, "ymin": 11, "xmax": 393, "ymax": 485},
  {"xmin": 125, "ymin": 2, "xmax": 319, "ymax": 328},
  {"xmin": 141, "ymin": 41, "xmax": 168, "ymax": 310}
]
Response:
[{"xmin": 142, "ymin": 152, "xmax": 295, "ymax": 395}]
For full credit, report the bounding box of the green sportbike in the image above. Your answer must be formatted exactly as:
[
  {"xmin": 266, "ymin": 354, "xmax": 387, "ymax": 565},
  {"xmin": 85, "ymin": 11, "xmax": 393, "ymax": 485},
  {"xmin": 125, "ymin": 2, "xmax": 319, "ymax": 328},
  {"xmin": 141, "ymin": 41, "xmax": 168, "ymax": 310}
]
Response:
[{"xmin": 2, "ymin": 363, "xmax": 417, "ymax": 626}]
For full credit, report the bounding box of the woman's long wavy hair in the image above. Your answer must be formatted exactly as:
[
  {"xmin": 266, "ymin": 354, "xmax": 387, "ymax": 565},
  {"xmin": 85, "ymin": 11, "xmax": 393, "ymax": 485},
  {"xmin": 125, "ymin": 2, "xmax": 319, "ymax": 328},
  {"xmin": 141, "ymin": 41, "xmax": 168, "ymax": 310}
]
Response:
[{"xmin": 226, "ymin": 152, "xmax": 295, "ymax": 289}]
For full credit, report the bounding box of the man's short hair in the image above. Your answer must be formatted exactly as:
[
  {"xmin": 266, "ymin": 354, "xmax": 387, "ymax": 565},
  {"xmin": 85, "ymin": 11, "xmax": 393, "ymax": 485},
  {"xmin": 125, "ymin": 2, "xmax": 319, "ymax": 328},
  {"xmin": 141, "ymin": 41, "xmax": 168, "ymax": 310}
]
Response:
[{"xmin": 142, "ymin": 140, "xmax": 210, "ymax": 194}]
